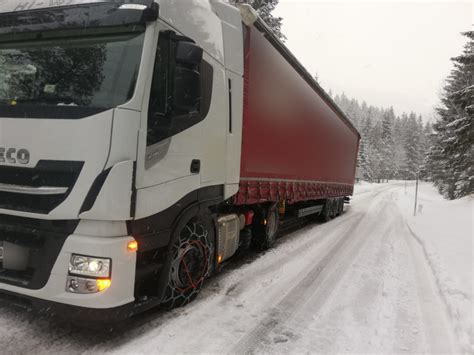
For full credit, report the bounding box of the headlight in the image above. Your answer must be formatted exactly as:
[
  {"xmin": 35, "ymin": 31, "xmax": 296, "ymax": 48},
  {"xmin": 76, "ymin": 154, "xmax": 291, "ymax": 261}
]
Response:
[{"xmin": 69, "ymin": 254, "xmax": 111, "ymax": 278}]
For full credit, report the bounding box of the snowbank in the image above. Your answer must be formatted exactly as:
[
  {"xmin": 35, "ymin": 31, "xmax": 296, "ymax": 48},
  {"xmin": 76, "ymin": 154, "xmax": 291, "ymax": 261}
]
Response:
[{"xmin": 396, "ymin": 182, "xmax": 473, "ymax": 353}]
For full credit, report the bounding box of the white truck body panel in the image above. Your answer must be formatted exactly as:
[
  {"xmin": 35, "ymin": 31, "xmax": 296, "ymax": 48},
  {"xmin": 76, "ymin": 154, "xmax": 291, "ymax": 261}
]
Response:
[
  {"xmin": 0, "ymin": 110, "xmax": 113, "ymax": 219},
  {"xmin": 157, "ymin": 0, "xmax": 225, "ymax": 64}
]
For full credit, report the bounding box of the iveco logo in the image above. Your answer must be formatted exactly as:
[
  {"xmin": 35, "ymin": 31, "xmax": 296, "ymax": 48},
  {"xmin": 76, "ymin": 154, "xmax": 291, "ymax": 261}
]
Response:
[{"xmin": 0, "ymin": 148, "xmax": 30, "ymax": 165}]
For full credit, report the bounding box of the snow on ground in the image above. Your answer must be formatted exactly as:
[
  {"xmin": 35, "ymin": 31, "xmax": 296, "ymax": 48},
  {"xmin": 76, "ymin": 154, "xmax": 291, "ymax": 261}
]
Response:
[
  {"xmin": 395, "ymin": 182, "xmax": 473, "ymax": 353},
  {"xmin": 0, "ymin": 182, "xmax": 471, "ymax": 354},
  {"xmin": 353, "ymin": 180, "xmax": 385, "ymax": 195}
]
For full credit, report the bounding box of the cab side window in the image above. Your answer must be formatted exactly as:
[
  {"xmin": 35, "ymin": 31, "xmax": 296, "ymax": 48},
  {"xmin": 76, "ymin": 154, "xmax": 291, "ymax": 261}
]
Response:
[{"xmin": 147, "ymin": 31, "xmax": 213, "ymax": 146}]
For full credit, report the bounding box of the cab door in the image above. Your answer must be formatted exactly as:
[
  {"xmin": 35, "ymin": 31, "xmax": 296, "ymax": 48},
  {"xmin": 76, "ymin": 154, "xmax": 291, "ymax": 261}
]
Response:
[{"xmin": 134, "ymin": 25, "xmax": 224, "ymax": 219}]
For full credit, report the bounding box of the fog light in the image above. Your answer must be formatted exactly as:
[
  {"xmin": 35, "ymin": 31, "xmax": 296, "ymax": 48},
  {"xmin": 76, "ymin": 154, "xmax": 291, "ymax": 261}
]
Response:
[
  {"xmin": 67, "ymin": 276, "xmax": 112, "ymax": 294},
  {"xmin": 69, "ymin": 254, "xmax": 111, "ymax": 278},
  {"xmin": 69, "ymin": 278, "xmax": 80, "ymax": 291}
]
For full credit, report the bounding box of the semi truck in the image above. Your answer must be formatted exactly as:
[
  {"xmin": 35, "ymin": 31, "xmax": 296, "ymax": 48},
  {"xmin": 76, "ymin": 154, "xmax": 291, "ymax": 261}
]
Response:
[{"xmin": 0, "ymin": 0, "xmax": 360, "ymax": 321}]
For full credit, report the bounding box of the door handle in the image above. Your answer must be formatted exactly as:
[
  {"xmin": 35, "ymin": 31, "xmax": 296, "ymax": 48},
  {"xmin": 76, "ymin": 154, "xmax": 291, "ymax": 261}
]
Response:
[{"xmin": 190, "ymin": 159, "xmax": 200, "ymax": 174}]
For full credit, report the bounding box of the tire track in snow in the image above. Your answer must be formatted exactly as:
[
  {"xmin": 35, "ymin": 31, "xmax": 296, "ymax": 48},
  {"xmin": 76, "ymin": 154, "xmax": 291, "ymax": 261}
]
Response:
[
  {"xmin": 222, "ymin": 212, "xmax": 361, "ymax": 299},
  {"xmin": 230, "ymin": 201, "xmax": 389, "ymax": 354},
  {"xmin": 276, "ymin": 199, "xmax": 424, "ymax": 353}
]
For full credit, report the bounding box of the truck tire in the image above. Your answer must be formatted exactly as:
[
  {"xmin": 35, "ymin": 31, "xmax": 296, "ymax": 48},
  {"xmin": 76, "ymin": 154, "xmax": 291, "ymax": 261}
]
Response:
[
  {"xmin": 160, "ymin": 215, "xmax": 214, "ymax": 310},
  {"xmin": 330, "ymin": 199, "xmax": 338, "ymax": 218},
  {"xmin": 254, "ymin": 205, "xmax": 279, "ymax": 250},
  {"xmin": 320, "ymin": 199, "xmax": 332, "ymax": 222},
  {"xmin": 236, "ymin": 227, "xmax": 252, "ymax": 255},
  {"xmin": 337, "ymin": 198, "xmax": 344, "ymax": 216}
]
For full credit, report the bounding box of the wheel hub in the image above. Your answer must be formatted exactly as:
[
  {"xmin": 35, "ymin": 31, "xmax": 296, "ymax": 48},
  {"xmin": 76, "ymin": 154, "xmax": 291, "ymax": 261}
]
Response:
[{"xmin": 170, "ymin": 236, "xmax": 209, "ymax": 291}]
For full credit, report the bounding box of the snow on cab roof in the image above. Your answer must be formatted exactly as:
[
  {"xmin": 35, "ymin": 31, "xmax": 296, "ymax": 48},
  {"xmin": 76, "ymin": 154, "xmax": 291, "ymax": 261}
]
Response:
[{"xmin": 0, "ymin": 0, "xmax": 112, "ymax": 14}]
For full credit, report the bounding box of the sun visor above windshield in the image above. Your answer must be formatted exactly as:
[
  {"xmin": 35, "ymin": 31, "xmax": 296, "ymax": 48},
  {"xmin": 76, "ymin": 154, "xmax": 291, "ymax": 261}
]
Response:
[{"xmin": 0, "ymin": 0, "xmax": 158, "ymax": 39}]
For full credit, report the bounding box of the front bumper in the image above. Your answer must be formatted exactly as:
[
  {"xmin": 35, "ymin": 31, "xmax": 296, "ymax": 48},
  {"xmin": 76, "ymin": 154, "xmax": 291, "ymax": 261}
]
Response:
[
  {"xmin": 0, "ymin": 229, "xmax": 137, "ymax": 310},
  {"xmin": 0, "ymin": 288, "xmax": 136, "ymax": 323},
  {"xmin": 0, "ymin": 287, "xmax": 164, "ymax": 325}
]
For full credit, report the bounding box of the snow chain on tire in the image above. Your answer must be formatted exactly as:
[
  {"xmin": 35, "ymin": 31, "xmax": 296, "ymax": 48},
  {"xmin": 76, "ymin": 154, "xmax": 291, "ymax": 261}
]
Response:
[{"xmin": 160, "ymin": 218, "xmax": 214, "ymax": 310}]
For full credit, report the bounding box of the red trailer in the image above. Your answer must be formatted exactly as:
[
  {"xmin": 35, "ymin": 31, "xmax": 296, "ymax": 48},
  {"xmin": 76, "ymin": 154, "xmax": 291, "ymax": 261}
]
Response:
[{"xmin": 235, "ymin": 22, "xmax": 360, "ymax": 208}]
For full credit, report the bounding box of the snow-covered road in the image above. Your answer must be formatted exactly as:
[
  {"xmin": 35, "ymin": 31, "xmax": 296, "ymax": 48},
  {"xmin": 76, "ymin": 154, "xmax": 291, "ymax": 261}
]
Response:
[{"xmin": 0, "ymin": 183, "xmax": 470, "ymax": 354}]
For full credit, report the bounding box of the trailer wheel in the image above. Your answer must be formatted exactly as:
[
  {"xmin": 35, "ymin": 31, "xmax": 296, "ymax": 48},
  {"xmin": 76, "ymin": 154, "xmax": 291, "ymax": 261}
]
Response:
[
  {"xmin": 160, "ymin": 216, "xmax": 214, "ymax": 310},
  {"xmin": 320, "ymin": 199, "xmax": 332, "ymax": 222},
  {"xmin": 254, "ymin": 205, "xmax": 279, "ymax": 250},
  {"xmin": 330, "ymin": 199, "xmax": 339, "ymax": 218},
  {"xmin": 337, "ymin": 198, "xmax": 344, "ymax": 216}
]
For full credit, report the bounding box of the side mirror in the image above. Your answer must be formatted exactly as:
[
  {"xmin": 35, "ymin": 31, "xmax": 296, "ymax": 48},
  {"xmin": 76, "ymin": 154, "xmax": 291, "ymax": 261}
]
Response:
[
  {"xmin": 173, "ymin": 66, "xmax": 201, "ymax": 113},
  {"xmin": 175, "ymin": 41, "xmax": 203, "ymax": 66},
  {"xmin": 144, "ymin": 2, "xmax": 160, "ymax": 22}
]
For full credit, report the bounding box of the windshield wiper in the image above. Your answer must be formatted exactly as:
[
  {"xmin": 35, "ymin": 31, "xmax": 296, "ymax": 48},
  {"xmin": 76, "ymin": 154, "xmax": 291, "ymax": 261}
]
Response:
[{"xmin": 15, "ymin": 96, "xmax": 79, "ymax": 106}]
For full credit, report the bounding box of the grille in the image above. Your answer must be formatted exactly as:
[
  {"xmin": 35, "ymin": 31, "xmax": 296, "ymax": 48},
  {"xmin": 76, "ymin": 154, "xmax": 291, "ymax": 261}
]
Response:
[{"xmin": 0, "ymin": 160, "xmax": 84, "ymax": 214}]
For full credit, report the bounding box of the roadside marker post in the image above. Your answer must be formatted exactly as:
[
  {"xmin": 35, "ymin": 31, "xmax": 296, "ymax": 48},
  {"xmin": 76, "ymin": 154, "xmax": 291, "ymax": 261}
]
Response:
[{"xmin": 414, "ymin": 175, "xmax": 419, "ymax": 217}]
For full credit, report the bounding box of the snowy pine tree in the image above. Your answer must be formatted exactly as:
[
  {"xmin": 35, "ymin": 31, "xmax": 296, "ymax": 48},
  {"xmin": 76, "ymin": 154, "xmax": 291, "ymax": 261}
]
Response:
[
  {"xmin": 379, "ymin": 108, "xmax": 396, "ymax": 180},
  {"xmin": 369, "ymin": 120, "xmax": 384, "ymax": 181},
  {"xmin": 404, "ymin": 113, "xmax": 422, "ymax": 179},
  {"xmin": 419, "ymin": 122, "xmax": 432, "ymax": 165},
  {"xmin": 392, "ymin": 116, "xmax": 407, "ymax": 179},
  {"xmin": 425, "ymin": 31, "xmax": 473, "ymax": 199},
  {"xmin": 358, "ymin": 116, "xmax": 374, "ymax": 180},
  {"xmin": 333, "ymin": 95, "xmax": 428, "ymax": 183}
]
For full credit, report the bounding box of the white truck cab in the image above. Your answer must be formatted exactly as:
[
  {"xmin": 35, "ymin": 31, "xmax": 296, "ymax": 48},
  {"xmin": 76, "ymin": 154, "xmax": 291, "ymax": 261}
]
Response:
[{"xmin": 0, "ymin": 0, "xmax": 245, "ymax": 320}]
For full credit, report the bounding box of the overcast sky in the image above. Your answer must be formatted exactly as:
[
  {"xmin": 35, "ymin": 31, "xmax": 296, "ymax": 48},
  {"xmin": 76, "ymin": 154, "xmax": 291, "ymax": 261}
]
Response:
[{"xmin": 274, "ymin": 0, "xmax": 472, "ymax": 120}]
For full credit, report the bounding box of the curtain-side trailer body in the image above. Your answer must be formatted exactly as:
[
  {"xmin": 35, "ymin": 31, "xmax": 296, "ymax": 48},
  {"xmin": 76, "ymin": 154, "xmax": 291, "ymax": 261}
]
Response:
[{"xmin": 237, "ymin": 23, "xmax": 360, "ymax": 206}]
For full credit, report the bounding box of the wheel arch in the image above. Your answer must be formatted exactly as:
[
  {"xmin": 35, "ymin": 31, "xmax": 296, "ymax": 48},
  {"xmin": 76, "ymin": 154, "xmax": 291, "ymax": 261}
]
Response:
[
  {"xmin": 128, "ymin": 185, "xmax": 224, "ymax": 302},
  {"xmin": 155, "ymin": 201, "xmax": 218, "ymax": 303}
]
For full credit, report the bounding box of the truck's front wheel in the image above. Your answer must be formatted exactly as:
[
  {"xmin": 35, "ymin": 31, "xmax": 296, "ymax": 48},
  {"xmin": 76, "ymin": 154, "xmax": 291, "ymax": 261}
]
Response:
[{"xmin": 160, "ymin": 216, "xmax": 214, "ymax": 309}]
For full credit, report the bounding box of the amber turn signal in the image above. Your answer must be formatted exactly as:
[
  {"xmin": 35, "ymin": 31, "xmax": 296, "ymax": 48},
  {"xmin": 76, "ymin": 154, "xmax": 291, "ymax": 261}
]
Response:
[
  {"xmin": 127, "ymin": 240, "xmax": 138, "ymax": 252},
  {"xmin": 96, "ymin": 279, "xmax": 112, "ymax": 292}
]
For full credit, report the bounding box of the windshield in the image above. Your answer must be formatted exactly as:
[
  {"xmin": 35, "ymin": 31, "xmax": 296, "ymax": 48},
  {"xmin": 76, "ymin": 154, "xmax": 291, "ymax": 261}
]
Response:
[{"xmin": 0, "ymin": 32, "xmax": 145, "ymax": 119}]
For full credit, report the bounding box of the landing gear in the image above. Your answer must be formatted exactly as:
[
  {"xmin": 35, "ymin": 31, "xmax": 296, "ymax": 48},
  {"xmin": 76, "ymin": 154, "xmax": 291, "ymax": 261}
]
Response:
[{"xmin": 160, "ymin": 216, "xmax": 214, "ymax": 310}]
